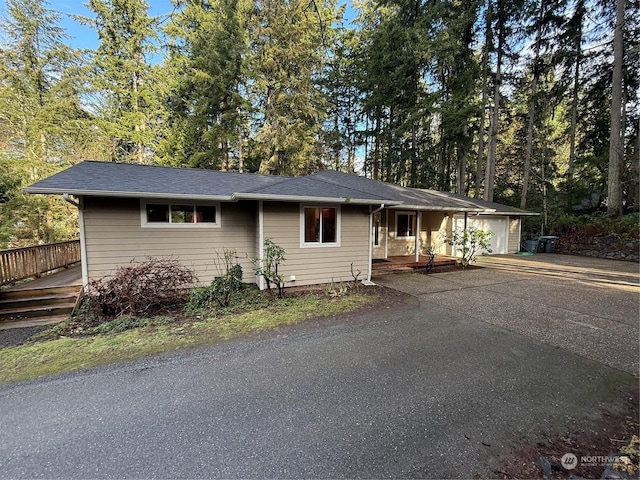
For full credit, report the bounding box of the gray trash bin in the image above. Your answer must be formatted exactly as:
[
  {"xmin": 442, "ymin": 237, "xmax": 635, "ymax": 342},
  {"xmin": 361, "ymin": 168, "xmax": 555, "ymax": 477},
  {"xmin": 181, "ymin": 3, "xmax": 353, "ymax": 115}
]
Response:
[
  {"xmin": 522, "ymin": 240, "xmax": 539, "ymax": 253},
  {"xmin": 539, "ymin": 235, "xmax": 559, "ymax": 253}
]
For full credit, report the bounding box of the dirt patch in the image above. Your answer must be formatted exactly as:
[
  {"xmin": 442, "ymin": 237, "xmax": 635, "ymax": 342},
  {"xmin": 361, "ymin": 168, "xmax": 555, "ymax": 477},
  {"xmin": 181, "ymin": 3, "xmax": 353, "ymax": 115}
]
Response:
[{"xmin": 493, "ymin": 387, "xmax": 640, "ymax": 479}]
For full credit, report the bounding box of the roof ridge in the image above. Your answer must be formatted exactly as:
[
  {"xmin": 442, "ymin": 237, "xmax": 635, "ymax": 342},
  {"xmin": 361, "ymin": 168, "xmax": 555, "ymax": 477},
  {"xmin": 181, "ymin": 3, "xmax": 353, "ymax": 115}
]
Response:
[
  {"xmin": 81, "ymin": 160, "xmax": 291, "ymax": 179},
  {"xmin": 309, "ymin": 171, "xmax": 395, "ymax": 200},
  {"xmin": 242, "ymin": 175, "xmax": 296, "ymax": 194},
  {"xmin": 305, "ymin": 174, "xmax": 390, "ymax": 202}
]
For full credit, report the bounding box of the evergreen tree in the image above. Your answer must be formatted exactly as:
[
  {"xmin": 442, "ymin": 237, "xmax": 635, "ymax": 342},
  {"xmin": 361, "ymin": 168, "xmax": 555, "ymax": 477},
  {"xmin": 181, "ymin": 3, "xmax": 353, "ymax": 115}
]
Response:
[
  {"xmin": 0, "ymin": 0, "xmax": 91, "ymax": 247},
  {"xmin": 559, "ymin": 0, "xmax": 586, "ymax": 210},
  {"xmin": 355, "ymin": 0, "xmax": 429, "ymax": 185},
  {"xmin": 520, "ymin": 0, "xmax": 564, "ymax": 209},
  {"xmin": 248, "ymin": 0, "xmax": 336, "ymax": 175},
  {"xmin": 429, "ymin": 0, "xmax": 481, "ymax": 193},
  {"xmin": 319, "ymin": 13, "xmax": 361, "ymax": 173},
  {"xmin": 160, "ymin": 0, "xmax": 249, "ymax": 170},
  {"xmin": 83, "ymin": 0, "xmax": 159, "ymax": 163}
]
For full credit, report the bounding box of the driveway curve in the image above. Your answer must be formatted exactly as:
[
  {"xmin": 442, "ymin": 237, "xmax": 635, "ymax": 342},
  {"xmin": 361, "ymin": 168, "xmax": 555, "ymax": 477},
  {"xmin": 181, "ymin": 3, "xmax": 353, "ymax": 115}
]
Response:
[{"xmin": 0, "ymin": 254, "xmax": 637, "ymax": 479}]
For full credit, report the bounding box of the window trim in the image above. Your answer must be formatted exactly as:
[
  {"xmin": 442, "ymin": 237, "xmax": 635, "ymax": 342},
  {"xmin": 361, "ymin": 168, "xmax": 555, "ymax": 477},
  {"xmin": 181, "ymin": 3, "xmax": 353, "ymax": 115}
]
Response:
[
  {"xmin": 140, "ymin": 200, "xmax": 221, "ymax": 228},
  {"xmin": 300, "ymin": 204, "xmax": 341, "ymax": 248},
  {"xmin": 395, "ymin": 211, "xmax": 416, "ymax": 238}
]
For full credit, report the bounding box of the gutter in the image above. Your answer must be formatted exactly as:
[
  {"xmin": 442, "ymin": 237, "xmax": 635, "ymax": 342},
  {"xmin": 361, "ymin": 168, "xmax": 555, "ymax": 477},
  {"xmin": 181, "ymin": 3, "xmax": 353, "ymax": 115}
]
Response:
[{"xmin": 26, "ymin": 188, "xmax": 233, "ymax": 202}]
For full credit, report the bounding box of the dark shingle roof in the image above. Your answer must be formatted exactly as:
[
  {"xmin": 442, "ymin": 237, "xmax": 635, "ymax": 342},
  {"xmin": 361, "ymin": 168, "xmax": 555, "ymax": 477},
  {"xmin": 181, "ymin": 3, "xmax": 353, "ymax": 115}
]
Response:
[
  {"xmin": 310, "ymin": 170, "xmax": 485, "ymax": 211},
  {"xmin": 439, "ymin": 194, "xmax": 539, "ymax": 216},
  {"xmin": 25, "ymin": 161, "xmax": 537, "ymax": 214},
  {"xmin": 238, "ymin": 175, "xmax": 396, "ymax": 204},
  {"xmin": 25, "ymin": 161, "xmax": 287, "ymax": 200},
  {"xmin": 310, "ymin": 171, "xmax": 537, "ymax": 215}
]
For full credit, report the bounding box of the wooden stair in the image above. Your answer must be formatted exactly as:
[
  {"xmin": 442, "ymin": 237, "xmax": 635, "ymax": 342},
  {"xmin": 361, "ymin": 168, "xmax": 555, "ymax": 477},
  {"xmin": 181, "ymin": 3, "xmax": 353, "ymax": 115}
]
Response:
[{"xmin": 0, "ymin": 285, "xmax": 82, "ymax": 329}]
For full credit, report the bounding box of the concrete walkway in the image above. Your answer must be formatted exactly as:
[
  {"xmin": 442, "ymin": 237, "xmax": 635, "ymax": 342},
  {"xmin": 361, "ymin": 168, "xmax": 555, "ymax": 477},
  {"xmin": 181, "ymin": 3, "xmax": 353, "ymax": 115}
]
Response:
[{"xmin": 375, "ymin": 254, "xmax": 640, "ymax": 374}]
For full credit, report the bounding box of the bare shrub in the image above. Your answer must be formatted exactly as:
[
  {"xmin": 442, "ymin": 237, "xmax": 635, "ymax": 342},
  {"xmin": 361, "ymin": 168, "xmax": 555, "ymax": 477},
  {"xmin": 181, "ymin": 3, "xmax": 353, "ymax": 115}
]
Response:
[{"xmin": 86, "ymin": 257, "xmax": 197, "ymax": 317}]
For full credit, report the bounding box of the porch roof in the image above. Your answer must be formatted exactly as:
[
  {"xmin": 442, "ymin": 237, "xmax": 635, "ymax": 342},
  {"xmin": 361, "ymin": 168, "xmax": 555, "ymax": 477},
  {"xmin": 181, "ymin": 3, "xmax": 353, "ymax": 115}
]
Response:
[{"xmin": 311, "ymin": 171, "xmax": 486, "ymax": 212}]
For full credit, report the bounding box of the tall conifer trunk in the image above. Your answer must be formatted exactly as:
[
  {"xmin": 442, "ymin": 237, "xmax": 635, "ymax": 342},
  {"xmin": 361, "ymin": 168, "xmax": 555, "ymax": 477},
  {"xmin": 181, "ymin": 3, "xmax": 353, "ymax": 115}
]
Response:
[
  {"xmin": 521, "ymin": 0, "xmax": 544, "ymax": 210},
  {"xmin": 566, "ymin": 0, "xmax": 584, "ymax": 207},
  {"xmin": 607, "ymin": 0, "xmax": 625, "ymax": 217},
  {"xmin": 484, "ymin": 0, "xmax": 504, "ymax": 202},
  {"xmin": 476, "ymin": 0, "xmax": 492, "ymax": 198}
]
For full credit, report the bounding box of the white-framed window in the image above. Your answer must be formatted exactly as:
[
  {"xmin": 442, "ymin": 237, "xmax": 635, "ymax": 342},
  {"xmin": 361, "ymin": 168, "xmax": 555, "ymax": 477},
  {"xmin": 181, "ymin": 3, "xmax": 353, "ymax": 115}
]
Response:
[
  {"xmin": 301, "ymin": 205, "xmax": 341, "ymax": 247},
  {"xmin": 395, "ymin": 211, "xmax": 416, "ymax": 237},
  {"xmin": 141, "ymin": 200, "xmax": 220, "ymax": 228}
]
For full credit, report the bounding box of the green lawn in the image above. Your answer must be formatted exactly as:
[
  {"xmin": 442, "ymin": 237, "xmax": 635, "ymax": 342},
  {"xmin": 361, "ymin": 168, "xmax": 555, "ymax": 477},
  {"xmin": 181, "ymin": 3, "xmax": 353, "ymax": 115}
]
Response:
[{"xmin": 0, "ymin": 294, "xmax": 374, "ymax": 385}]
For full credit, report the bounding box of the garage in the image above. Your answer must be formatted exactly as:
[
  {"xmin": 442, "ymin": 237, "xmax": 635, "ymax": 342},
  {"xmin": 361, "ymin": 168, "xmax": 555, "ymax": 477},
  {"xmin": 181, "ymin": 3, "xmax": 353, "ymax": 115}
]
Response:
[{"xmin": 453, "ymin": 214, "xmax": 514, "ymax": 255}]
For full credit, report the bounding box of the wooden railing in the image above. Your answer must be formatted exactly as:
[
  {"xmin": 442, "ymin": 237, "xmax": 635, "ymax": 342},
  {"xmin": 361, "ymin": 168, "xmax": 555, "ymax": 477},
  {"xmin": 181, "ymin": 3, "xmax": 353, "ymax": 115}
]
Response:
[{"xmin": 0, "ymin": 240, "xmax": 81, "ymax": 286}]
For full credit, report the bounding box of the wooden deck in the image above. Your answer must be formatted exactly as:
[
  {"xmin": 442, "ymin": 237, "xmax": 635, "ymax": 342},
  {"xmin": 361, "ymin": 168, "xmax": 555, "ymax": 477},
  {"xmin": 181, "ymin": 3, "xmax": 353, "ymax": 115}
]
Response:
[
  {"xmin": 372, "ymin": 255, "xmax": 458, "ymax": 271},
  {"xmin": 0, "ymin": 265, "xmax": 83, "ymax": 329},
  {"xmin": 4, "ymin": 264, "xmax": 82, "ymax": 292}
]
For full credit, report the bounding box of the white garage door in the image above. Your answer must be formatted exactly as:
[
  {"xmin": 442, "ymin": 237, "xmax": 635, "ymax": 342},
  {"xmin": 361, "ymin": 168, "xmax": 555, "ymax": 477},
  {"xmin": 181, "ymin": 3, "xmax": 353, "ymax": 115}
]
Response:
[{"xmin": 453, "ymin": 215, "xmax": 509, "ymax": 255}]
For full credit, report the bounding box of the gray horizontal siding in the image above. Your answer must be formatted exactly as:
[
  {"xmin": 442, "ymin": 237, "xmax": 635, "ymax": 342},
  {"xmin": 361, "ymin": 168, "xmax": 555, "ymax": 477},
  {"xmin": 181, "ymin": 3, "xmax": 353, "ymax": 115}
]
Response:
[
  {"xmin": 262, "ymin": 202, "xmax": 370, "ymax": 287},
  {"xmin": 82, "ymin": 197, "xmax": 257, "ymax": 285}
]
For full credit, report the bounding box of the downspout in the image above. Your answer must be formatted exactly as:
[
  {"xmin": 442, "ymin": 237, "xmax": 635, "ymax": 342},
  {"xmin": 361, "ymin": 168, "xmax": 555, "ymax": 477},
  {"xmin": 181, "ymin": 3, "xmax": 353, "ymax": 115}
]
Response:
[
  {"xmin": 64, "ymin": 194, "xmax": 88, "ymax": 288},
  {"xmin": 258, "ymin": 200, "xmax": 264, "ymax": 290},
  {"xmin": 368, "ymin": 204, "xmax": 385, "ymax": 282},
  {"xmin": 63, "ymin": 193, "xmax": 79, "ymax": 208}
]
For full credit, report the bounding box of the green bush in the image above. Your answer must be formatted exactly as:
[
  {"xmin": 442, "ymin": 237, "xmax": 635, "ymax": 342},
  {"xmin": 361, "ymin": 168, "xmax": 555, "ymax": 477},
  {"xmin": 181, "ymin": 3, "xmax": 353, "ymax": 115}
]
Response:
[
  {"xmin": 185, "ymin": 285, "xmax": 266, "ymax": 316},
  {"xmin": 253, "ymin": 239, "xmax": 286, "ymax": 298},
  {"xmin": 443, "ymin": 227, "xmax": 493, "ymax": 267},
  {"xmin": 185, "ymin": 253, "xmax": 244, "ymax": 312}
]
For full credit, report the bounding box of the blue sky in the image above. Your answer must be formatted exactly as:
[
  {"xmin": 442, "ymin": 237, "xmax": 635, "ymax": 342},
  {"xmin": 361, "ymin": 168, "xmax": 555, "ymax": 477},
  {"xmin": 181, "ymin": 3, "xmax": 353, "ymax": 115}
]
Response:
[
  {"xmin": 1, "ymin": 1, "xmax": 355, "ymax": 51},
  {"xmin": 55, "ymin": 0, "xmax": 176, "ymax": 50}
]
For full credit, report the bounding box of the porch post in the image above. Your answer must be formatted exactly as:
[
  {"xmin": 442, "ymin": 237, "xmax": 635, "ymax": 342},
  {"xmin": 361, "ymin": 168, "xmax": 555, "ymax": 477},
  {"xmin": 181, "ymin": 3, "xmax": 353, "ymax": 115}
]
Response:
[
  {"xmin": 414, "ymin": 211, "xmax": 421, "ymax": 262},
  {"xmin": 384, "ymin": 208, "xmax": 389, "ymax": 259},
  {"xmin": 368, "ymin": 204, "xmax": 385, "ymax": 282}
]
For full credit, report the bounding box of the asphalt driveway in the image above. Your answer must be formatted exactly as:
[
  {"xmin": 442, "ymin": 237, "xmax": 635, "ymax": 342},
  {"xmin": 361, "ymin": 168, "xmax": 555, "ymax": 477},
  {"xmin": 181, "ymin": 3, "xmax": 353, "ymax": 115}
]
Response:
[
  {"xmin": 0, "ymin": 255, "xmax": 637, "ymax": 478},
  {"xmin": 375, "ymin": 254, "xmax": 640, "ymax": 374}
]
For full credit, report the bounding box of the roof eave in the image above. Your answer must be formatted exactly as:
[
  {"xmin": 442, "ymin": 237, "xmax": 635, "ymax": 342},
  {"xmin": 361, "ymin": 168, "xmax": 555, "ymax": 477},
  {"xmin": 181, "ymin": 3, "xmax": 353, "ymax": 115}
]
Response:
[
  {"xmin": 24, "ymin": 187, "xmax": 234, "ymax": 202},
  {"xmin": 474, "ymin": 210, "xmax": 540, "ymax": 216}
]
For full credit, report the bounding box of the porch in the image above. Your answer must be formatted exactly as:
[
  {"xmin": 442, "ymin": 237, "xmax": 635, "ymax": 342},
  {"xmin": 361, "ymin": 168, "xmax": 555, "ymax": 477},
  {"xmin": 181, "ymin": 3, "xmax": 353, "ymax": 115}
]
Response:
[{"xmin": 372, "ymin": 254, "xmax": 458, "ymax": 271}]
